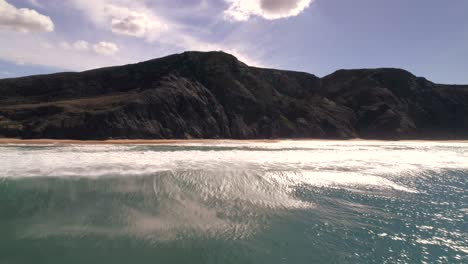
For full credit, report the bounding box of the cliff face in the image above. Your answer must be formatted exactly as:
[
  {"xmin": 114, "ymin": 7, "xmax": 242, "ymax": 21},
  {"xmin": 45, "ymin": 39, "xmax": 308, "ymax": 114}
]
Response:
[{"xmin": 0, "ymin": 51, "xmax": 467, "ymax": 140}]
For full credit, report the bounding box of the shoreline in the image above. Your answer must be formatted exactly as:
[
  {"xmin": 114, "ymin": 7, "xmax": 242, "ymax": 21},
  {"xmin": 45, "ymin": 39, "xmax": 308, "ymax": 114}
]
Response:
[
  {"xmin": 0, "ymin": 138, "xmax": 281, "ymax": 145},
  {"xmin": 1, "ymin": 138, "xmax": 468, "ymax": 145}
]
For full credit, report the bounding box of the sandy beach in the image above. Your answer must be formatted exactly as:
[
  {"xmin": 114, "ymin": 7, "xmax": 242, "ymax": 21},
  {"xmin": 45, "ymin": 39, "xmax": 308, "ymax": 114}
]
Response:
[
  {"xmin": 0, "ymin": 138, "xmax": 467, "ymax": 145},
  {"xmin": 0, "ymin": 138, "xmax": 285, "ymax": 145}
]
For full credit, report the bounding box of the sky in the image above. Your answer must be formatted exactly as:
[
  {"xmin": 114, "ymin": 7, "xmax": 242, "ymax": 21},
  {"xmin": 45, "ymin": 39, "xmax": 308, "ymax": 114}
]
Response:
[{"xmin": 0, "ymin": 0, "xmax": 467, "ymax": 84}]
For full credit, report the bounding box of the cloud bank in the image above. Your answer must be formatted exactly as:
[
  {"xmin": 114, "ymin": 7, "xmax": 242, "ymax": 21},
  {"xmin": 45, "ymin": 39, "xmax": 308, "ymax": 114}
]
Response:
[
  {"xmin": 0, "ymin": 0, "xmax": 268, "ymax": 74},
  {"xmin": 57, "ymin": 40, "xmax": 118, "ymax": 56},
  {"xmin": 65, "ymin": 0, "xmax": 262, "ymax": 65},
  {"xmin": 0, "ymin": 0, "xmax": 54, "ymax": 32},
  {"xmin": 0, "ymin": 32, "xmax": 125, "ymax": 71},
  {"xmin": 224, "ymin": 0, "xmax": 313, "ymax": 21}
]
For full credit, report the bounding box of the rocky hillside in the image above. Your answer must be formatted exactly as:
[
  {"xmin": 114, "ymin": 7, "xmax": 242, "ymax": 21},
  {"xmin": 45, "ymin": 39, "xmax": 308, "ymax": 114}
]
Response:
[{"xmin": 0, "ymin": 51, "xmax": 467, "ymax": 139}]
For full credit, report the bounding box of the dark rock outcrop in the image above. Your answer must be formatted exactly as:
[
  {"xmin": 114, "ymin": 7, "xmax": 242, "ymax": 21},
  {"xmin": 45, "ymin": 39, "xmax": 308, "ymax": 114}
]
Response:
[{"xmin": 0, "ymin": 51, "xmax": 467, "ymax": 140}]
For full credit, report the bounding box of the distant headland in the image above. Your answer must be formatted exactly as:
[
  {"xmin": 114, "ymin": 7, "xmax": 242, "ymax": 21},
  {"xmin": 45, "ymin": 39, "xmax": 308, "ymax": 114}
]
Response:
[{"xmin": 0, "ymin": 51, "xmax": 467, "ymax": 140}]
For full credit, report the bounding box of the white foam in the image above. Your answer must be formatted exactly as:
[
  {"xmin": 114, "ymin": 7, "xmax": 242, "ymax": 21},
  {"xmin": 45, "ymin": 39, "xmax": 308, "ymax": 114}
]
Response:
[
  {"xmin": 1, "ymin": 141, "xmax": 467, "ymax": 192},
  {"xmin": 5, "ymin": 140, "xmax": 467, "ymax": 241}
]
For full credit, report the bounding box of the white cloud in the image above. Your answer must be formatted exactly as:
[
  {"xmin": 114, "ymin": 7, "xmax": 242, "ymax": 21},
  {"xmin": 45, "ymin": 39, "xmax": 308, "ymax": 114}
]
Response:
[
  {"xmin": 107, "ymin": 5, "xmax": 167, "ymax": 40},
  {"xmin": 0, "ymin": 28, "xmax": 263, "ymax": 73},
  {"xmin": 68, "ymin": 0, "xmax": 167, "ymax": 42},
  {"xmin": 93, "ymin": 41, "xmax": 119, "ymax": 56},
  {"xmin": 72, "ymin": 40, "xmax": 90, "ymax": 51},
  {"xmin": 224, "ymin": 0, "xmax": 313, "ymax": 21},
  {"xmin": 64, "ymin": 0, "xmax": 261, "ymax": 65},
  {"xmin": 0, "ymin": 0, "xmax": 266, "ymax": 73},
  {"xmin": 58, "ymin": 41, "xmax": 71, "ymax": 50},
  {"xmin": 39, "ymin": 41, "xmax": 53, "ymax": 49},
  {"xmin": 58, "ymin": 40, "xmax": 90, "ymax": 51},
  {"xmin": 0, "ymin": 32, "xmax": 126, "ymax": 70},
  {"xmin": 0, "ymin": 0, "xmax": 54, "ymax": 32}
]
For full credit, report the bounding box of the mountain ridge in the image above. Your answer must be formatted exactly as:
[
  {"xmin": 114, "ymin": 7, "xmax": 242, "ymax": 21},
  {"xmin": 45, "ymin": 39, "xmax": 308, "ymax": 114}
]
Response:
[{"xmin": 0, "ymin": 51, "xmax": 467, "ymax": 140}]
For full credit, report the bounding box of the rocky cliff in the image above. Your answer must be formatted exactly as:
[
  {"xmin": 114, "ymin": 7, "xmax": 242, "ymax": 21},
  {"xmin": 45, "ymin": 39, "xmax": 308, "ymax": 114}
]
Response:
[{"xmin": 0, "ymin": 51, "xmax": 467, "ymax": 139}]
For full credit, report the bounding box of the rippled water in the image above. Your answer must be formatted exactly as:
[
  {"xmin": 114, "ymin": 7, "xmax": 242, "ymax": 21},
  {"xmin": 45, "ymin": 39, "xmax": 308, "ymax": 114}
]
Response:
[{"xmin": 0, "ymin": 141, "xmax": 467, "ymax": 263}]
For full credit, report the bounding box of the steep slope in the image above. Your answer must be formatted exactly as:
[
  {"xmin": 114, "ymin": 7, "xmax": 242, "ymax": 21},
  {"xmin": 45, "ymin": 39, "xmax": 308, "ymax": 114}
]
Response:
[
  {"xmin": 322, "ymin": 68, "xmax": 468, "ymax": 139},
  {"xmin": 0, "ymin": 51, "xmax": 467, "ymax": 139}
]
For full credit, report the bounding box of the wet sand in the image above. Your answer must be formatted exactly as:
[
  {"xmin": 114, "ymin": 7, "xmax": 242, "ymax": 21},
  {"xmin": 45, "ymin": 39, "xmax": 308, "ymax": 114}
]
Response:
[{"xmin": 0, "ymin": 138, "xmax": 467, "ymax": 145}]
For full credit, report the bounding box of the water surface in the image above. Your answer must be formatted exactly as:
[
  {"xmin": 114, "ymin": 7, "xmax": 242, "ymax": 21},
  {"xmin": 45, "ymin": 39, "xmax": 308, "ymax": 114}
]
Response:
[{"xmin": 0, "ymin": 141, "xmax": 467, "ymax": 263}]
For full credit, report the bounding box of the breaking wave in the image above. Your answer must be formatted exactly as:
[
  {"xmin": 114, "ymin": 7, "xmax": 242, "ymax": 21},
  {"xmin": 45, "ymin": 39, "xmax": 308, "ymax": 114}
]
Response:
[{"xmin": 0, "ymin": 140, "xmax": 467, "ymax": 263}]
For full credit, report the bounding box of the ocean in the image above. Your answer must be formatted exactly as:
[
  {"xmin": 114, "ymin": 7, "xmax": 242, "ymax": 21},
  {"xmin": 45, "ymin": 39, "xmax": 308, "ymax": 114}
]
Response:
[{"xmin": 0, "ymin": 141, "xmax": 466, "ymax": 263}]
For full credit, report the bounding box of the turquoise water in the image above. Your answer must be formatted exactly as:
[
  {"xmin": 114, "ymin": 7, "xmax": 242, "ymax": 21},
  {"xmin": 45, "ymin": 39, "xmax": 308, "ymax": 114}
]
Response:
[{"xmin": 0, "ymin": 141, "xmax": 467, "ymax": 263}]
